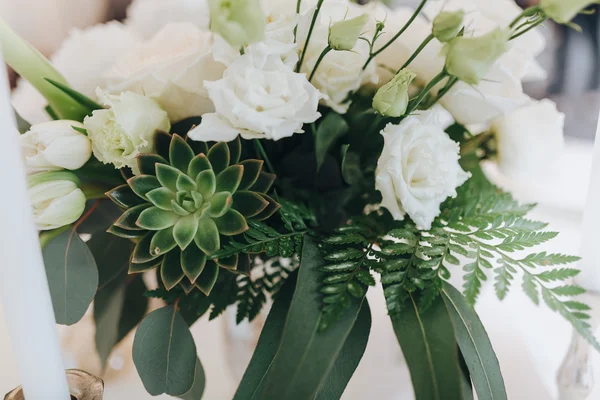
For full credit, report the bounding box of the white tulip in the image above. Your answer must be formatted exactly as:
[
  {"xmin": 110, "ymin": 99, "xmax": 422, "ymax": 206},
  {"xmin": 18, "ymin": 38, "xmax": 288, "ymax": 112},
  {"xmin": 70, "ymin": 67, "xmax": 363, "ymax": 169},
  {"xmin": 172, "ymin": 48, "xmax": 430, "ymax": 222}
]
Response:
[
  {"xmin": 20, "ymin": 120, "xmax": 92, "ymax": 174},
  {"xmin": 376, "ymin": 106, "xmax": 469, "ymax": 230},
  {"xmin": 28, "ymin": 171, "xmax": 87, "ymax": 231},
  {"xmin": 84, "ymin": 89, "xmax": 170, "ymax": 173},
  {"xmin": 491, "ymin": 99, "xmax": 565, "ymax": 179}
]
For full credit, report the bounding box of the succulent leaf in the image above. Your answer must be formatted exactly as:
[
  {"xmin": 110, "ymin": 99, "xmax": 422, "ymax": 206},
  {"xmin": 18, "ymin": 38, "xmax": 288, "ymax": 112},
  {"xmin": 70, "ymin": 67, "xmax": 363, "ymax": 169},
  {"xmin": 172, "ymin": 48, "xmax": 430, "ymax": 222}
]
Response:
[
  {"xmin": 176, "ymin": 173, "xmax": 197, "ymax": 192},
  {"xmin": 129, "ymin": 176, "xmax": 161, "ymax": 200},
  {"xmin": 161, "ymin": 249, "xmax": 185, "ymax": 290},
  {"xmin": 181, "ymin": 245, "xmax": 207, "ymax": 283},
  {"xmin": 129, "ymin": 256, "xmax": 162, "ymax": 274},
  {"xmin": 174, "ymin": 215, "xmax": 199, "ymax": 250},
  {"xmin": 195, "ymin": 218, "xmax": 220, "ymax": 255},
  {"xmin": 170, "ymin": 135, "xmax": 195, "ymax": 173},
  {"xmin": 215, "ymin": 209, "xmax": 249, "ymax": 236},
  {"xmin": 228, "ymin": 137, "xmax": 242, "ymax": 164},
  {"xmin": 137, "ymin": 207, "xmax": 179, "ymax": 230},
  {"xmin": 147, "ymin": 188, "xmax": 176, "ymax": 211},
  {"xmin": 239, "ymin": 160, "xmax": 264, "ymax": 190},
  {"xmin": 216, "ymin": 165, "xmax": 244, "ymax": 193},
  {"xmin": 253, "ymin": 194, "xmax": 281, "ymax": 221},
  {"xmin": 216, "ymin": 254, "xmax": 238, "ymax": 270},
  {"xmin": 208, "ymin": 192, "xmax": 233, "ymax": 218},
  {"xmin": 107, "ymin": 225, "xmax": 146, "ymax": 240},
  {"xmin": 106, "ymin": 184, "xmax": 144, "ymax": 209},
  {"xmin": 233, "ymin": 191, "xmax": 269, "ymax": 218},
  {"xmin": 251, "ymin": 172, "xmax": 276, "ymax": 193},
  {"xmin": 150, "ymin": 227, "xmax": 177, "ymax": 257},
  {"xmin": 188, "ymin": 154, "xmax": 212, "ymax": 178},
  {"xmin": 114, "ymin": 204, "xmax": 151, "ymax": 230},
  {"xmin": 155, "ymin": 131, "xmax": 172, "ymax": 161},
  {"xmin": 137, "ymin": 154, "xmax": 168, "ymax": 176},
  {"xmin": 207, "ymin": 142, "xmax": 230, "ymax": 174},
  {"xmin": 185, "ymin": 133, "xmax": 208, "ymax": 155},
  {"xmin": 156, "ymin": 164, "xmax": 181, "ymax": 192},
  {"xmin": 132, "ymin": 232, "xmax": 160, "ymax": 263},
  {"xmin": 195, "ymin": 261, "xmax": 219, "ymax": 295},
  {"xmin": 196, "ymin": 169, "xmax": 217, "ymax": 198}
]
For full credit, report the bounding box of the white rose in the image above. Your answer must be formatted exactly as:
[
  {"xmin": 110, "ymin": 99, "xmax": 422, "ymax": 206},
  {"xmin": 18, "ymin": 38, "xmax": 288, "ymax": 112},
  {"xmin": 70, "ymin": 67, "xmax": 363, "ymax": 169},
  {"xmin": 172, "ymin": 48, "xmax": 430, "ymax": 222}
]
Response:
[
  {"xmin": 12, "ymin": 22, "xmax": 141, "ymax": 124},
  {"xmin": 491, "ymin": 99, "xmax": 565, "ymax": 179},
  {"xmin": 84, "ymin": 89, "xmax": 171, "ymax": 172},
  {"xmin": 20, "ymin": 120, "xmax": 92, "ymax": 174},
  {"xmin": 126, "ymin": 0, "xmax": 210, "ymax": 39},
  {"xmin": 104, "ymin": 23, "xmax": 226, "ymax": 122},
  {"xmin": 376, "ymin": 105, "xmax": 470, "ymax": 230},
  {"xmin": 188, "ymin": 42, "xmax": 322, "ymax": 142}
]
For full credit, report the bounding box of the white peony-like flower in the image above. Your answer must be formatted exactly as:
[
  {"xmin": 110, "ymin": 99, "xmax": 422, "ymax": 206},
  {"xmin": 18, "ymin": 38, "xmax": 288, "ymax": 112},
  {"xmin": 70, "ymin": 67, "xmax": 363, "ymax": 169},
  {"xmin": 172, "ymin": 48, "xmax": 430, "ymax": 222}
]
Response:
[
  {"xmin": 491, "ymin": 99, "xmax": 565, "ymax": 179},
  {"xmin": 188, "ymin": 42, "xmax": 322, "ymax": 142},
  {"xmin": 376, "ymin": 106, "xmax": 470, "ymax": 230},
  {"xmin": 105, "ymin": 23, "xmax": 226, "ymax": 122},
  {"xmin": 20, "ymin": 120, "xmax": 92, "ymax": 174},
  {"xmin": 12, "ymin": 22, "xmax": 141, "ymax": 124},
  {"xmin": 126, "ymin": 0, "xmax": 210, "ymax": 39},
  {"xmin": 84, "ymin": 89, "xmax": 171, "ymax": 172}
]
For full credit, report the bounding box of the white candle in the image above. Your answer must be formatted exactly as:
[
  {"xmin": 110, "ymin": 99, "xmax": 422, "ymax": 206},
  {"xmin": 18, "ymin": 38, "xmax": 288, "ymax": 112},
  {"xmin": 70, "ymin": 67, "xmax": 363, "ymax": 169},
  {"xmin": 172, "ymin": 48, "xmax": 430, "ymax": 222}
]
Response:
[
  {"xmin": 577, "ymin": 112, "xmax": 600, "ymax": 292},
  {"xmin": 0, "ymin": 59, "xmax": 70, "ymax": 397}
]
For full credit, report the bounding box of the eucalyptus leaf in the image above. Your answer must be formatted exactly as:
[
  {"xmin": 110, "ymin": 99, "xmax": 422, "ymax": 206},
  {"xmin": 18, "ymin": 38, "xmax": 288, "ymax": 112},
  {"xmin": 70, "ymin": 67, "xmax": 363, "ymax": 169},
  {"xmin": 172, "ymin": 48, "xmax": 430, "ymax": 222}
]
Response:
[
  {"xmin": 42, "ymin": 229, "xmax": 98, "ymax": 325},
  {"xmin": 390, "ymin": 293, "xmax": 465, "ymax": 400},
  {"xmin": 341, "ymin": 145, "xmax": 363, "ymax": 185},
  {"xmin": 315, "ymin": 113, "xmax": 349, "ymax": 171},
  {"xmin": 442, "ymin": 283, "xmax": 507, "ymax": 400},
  {"xmin": 178, "ymin": 358, "xmax": 206, "ymax": 400},
  {"xmin": 133, "ymin": 306, "xmax": 197, "ymax": 396}
]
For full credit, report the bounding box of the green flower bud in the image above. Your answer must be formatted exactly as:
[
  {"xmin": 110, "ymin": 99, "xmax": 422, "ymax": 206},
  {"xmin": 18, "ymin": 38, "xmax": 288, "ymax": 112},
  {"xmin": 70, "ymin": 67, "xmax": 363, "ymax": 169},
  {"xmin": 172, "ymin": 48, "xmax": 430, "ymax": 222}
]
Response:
[
  {"xmin": 433, "ymin": 10, "xmax": 464, "ymax": 42},
  {"xmin": 372, "ymin": 70, "xmax": 417, "ymax": 117},
  {"xmin": 540, "ymin": 0, "xmax": 600, "ymax": 24},
  {"xmin": 443, "ymin": 28, "xmax": 511, "ymax": 85},
  {"xmin": 328, "ymin": 14, "xmax": 369, "ymax": 51},
  {"xmin": 208, "ymin": 0, "xmax": 266, "ymax": 48}
]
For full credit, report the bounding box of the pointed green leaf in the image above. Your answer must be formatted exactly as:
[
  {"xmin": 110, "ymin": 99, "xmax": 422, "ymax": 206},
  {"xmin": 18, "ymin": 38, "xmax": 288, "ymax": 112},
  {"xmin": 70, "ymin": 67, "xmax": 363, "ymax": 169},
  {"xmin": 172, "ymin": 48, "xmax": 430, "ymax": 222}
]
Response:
[
  {"xmin": 129, "ymin": 255, "xmax": 162, "ymax": 274},
  {"xmin": 195, "ymin": 261, "xmax": 219, "ymax": 295},
  {"xmin": 137, "ymin": 153, "xmax": 168, "ymax": 176},
  {"xmin": 132, "ymin": 232, "xmax": 160, "ymax": 263},
  {"xmin": 42, "ymin": 229, "xmax": 99, "ymax": 325},
  {"xmin": 216, "ymin": 254, "xmax": 238, "ymax": 270},
  {"xmin": 176, "ymin": 173, "xmax": 197, "ymax": 192},
  {"xmin": 239, "ymin": 160, "xmax": 264, "ymax": 190},
  {"xmin": 174, "ymin": 215, "xmax": 199, "ymax": 250},
  {"xmin": 108, "ymin": 225, "xmax": 146, "ymax": 240},
  {"xmin": 251, "ymin": 172, "xmax": 276, "ymax": 194},
  {"xmin": 215, "ymin": 209, "xmax": 249, "ymax": 236},
  {"xmin": 233, "ymin": 191, "xmax": 269, "ymax": 218},
  {"xmin": 236, "ymin": 253, "xmax": 252, "ymax": 276},
  {"xmin": 228, "ymin": 136, "xmax": 242, "ymax": 164},
  {"xmin": 137, "ymin": 207, "xmax": 180, "ymax": 230},
  {"xmin": 106, "ymin": 184, "xmax": 144, "ymax": 209},
  {"xmin": 208, "ymin": 142, "xmax": 230, "ymax": 174},
  {"xmin": 216, "ymin": 165, "xmax": 244, "ymax": 194},
  {"xmin": 114, "ymin": 204, "xmax": 151, "ymax": 230},
  {"xmin": 161, "ymin": 249, "xmax": 185, "ymax": 290},
  {"xmin": 442, "ymin": 283, "xmax": 507, "ymax": 400},
  {"xmin": 150, "ymin": 227, "xmax": 177, "ymax": 257},
  {"xmin": 170, "ymin": 134, "xmax": 195, "ymax": 173},
  {"xmin": 315, "ymin": 112, "xmax": 349, "ymax": 171},
  {"xmin": 181, "ymin": 245, "xmax": 207, "ymax": 283},
  {"xmin": 185, "ymin": 131, "xmax": 208, "ymax": 155},
  {"xmin": 147, "ymin": 188, "xmax": 176, "ymax": 211},
  {"xmin": 188, "ymin": 154, "xmax": 212, "ymax": 180},
  {"xmin": 252, "ymin": 194, "xmax": 281, "ymax": 221},
  {"xmin": 45, "ymin": 78, "xmax": 103, "ymax": 112},
  {"xmin": 209, "ymin": 192, "xmax": 233, "ymax": 218},
  {"xmin": 196, "ymin": 169, "xmax": 217, "ymax": 198},
  {"xmin": 133, "ymin": 306, "xmax": 197, "ymax": 396},
  {"xmin": 171, "ymin": 201, "xmax": 191, "ymax": 216},
  {"xmin": 195, "ymin": 218, "xmax": 220, "ymax": 255},
  {"xmin": 156, "ymin": 164, "xmax": 182, "ymax": 192},
  {"xmin": 129, "ymin": 176, "xmax": 161, "ymax": 201},
  {"xmin": 155, "ymin": 131, "xmax": 173, "ymax": 161},
  {"xmin": 191, "ymin": 191, "xmax": 204, "ymax": 208}
]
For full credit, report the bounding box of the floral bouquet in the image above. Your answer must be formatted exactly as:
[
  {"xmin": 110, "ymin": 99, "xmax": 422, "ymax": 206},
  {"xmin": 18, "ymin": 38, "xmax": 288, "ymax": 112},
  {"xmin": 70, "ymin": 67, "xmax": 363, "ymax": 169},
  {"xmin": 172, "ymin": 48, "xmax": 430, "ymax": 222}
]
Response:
[{"xmin": 3, "ymin": 0, "xmax": 598, "ymax": 398}]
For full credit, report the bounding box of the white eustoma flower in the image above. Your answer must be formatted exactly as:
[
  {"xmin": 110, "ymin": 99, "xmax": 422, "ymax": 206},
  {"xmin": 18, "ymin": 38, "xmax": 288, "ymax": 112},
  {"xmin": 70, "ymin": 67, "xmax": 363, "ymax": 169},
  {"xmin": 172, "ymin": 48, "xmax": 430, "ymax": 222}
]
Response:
[
  {"xmin": 84, "ymin": 89, "xmax": 170, "ymax": 172},
  {"xmin": 28, "ymin": 171, "xmax": 87, "ymax": 231},
  {"xmin": 105, "ymin": 23, "xmax": 226, "ymax": 122},
  {"xmin": 20, "ymin": 120, "xmax": 92, "ymax": 174},
  {"xmin": 12, "ymin": 22, "xmax": 141, "ymax": 124},
  {"xmin": 376, "ymin": 106, "xmax": 470, "ymax": 230},
  {"xmin": 188, "ymin": 42, "xmax": 322, "ymax": 142},
  {"xmin": 491, "ymin": 99, "xmax": 565, "ymax": 179},
  {"xmin": 126, "ymin": 0, "xmax": 210, "ymax": 39}
]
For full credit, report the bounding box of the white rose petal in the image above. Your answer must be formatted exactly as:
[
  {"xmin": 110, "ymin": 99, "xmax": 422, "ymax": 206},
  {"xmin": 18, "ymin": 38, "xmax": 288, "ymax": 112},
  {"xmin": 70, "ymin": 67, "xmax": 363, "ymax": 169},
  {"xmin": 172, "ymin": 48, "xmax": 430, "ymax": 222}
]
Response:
[
  {"xmin": 188, "ymin": 42, "xmax": 323, "ymax": 142},
  {"xmin": 491, "ymin": 99, "xmax": 565, "ymax": 179},
  {"xmin": 376, "ymin": 105, "xmax": 470, "ymax": 230},
  {"xmin": 126, "ymin": 0, "xmax": 210, "ymax": 39}
]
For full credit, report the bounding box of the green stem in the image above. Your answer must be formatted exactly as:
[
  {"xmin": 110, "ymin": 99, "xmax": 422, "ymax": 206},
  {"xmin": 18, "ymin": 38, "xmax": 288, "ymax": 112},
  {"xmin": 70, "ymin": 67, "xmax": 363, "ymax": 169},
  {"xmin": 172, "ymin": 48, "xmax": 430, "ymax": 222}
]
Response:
[
  {"xmin": 427, "ymin": 76, "xmax": 458, "ymax": 108},
  {"xmin": 406, "ymin": 71, "xmax": 448, "ymax": 115},
  {"xmin": 510, "ymin": 17, "xmax": 547, "ymax": 41},
  {"xmin": 293, "ymin": 0, "xmax": 302, "ymax": 43},
  {"xmin": 296, "ymin": 0, "xmax": 325, "ymax": 73},
  {"xmin": 509, "ymin": 5, "xmax": 541, "ymax": 28},
  {"xmin": 398, "ymin": 33, "xmax": 434, "ymax": 73},
  {"xmin": 253, "ymin": 139, "xmax": 276, "ymax": 174},
  {"xmin": 308, "ymin": 46, "xmax": 332, "ymax": 82},
  {"xmin": 363, "ymin": 0, "xmax": 429, "ymax": 70}
]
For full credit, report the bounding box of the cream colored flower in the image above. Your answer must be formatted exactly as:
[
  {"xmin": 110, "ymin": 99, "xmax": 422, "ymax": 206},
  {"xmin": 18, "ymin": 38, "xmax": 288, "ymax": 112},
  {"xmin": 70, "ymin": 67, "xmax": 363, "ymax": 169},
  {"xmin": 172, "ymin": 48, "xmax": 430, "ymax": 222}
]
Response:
[{"xmin": 126, "ymin": 0, "xmax": 210, "ymax": 39}]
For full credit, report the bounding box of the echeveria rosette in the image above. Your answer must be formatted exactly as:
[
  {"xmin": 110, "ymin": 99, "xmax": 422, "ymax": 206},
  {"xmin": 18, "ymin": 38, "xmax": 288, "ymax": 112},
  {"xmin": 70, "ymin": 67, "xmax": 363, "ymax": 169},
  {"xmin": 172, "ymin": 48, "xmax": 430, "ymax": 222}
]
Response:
[{"xmin": 107, "ymin": 131, "xmax": 279, "ymax": 295}]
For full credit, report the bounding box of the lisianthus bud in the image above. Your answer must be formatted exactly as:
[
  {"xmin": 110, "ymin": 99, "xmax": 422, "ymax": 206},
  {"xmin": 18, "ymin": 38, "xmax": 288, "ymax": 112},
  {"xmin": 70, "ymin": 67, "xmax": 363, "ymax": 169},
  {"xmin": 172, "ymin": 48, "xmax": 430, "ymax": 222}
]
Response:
[
  {"xmin": 208, "ymin": 0, "xmax": 266, "ymax": 48},
  {"xmin": 27, "ymin": 171, "xmax": 86, "ymax": 231},
  {"xmin": 433, "ymin": 10, "xmax": 464, "ymax": 42},
  {"xmin": 373, "ymin": 70, "xmax": 417, "ymax": 117},
  {"xmin": 84, "ymin": 89, "xmax": 170, "ymax": 173},
  {"xmin": 443, "ymin": 28, "xmax": 511, "ymax": 85},
  {"xmin": 328, "ymin": 14, "xmax": 369, "ymax": 51},
  {"xmin": 540, "ymin": 0, "xmax": 600, "ymax": 24},
  {"xmin": 20, "ymin": 120, "xmax": 92, "ymax": 174}
]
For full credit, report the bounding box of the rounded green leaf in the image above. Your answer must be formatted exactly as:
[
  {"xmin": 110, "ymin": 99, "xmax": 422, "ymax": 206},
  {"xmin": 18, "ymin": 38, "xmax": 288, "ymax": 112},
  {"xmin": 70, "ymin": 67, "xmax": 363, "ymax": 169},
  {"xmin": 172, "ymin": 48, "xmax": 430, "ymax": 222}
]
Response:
[
  {"xmin": 128, "ymin": 176, "xmax": 161, "ymax": 201},
  {"xmin": 106, "ymin": 184, "xmax": 144, "ymax": 209},
  {"xmin": 214, "ymin": 209, "xmax": 249, "ymax": 236},
  {"xmin": 239, "ymin": 160, "xmax": 264, "ymax": 190},
  {"xmin": 161, "ymin": 249, "xmax": 185, "ymax": 290},
  {"xmin": 137, "ymin": 153, "xmax": 168, "ymax": 176},
  {"xmin": 207, "ymin": 142, "xmax": 230, "ymax": 174},
  {"xmin": 216, "ymin": 165, "xmax": 244, "ymax": 194},
  {"xmin": 147, "ymin": 188, "xmax": 176, "ymax": 211},
  {"xmin": 170, "ymin": 134, "xmax": 195, "ymax": 173},
  {"xmin": 233, "ymin": 191, "xmax": 269, "ymax": 218},
  {"xmin": 150, "ymin": 227, "xmax": 177, "ymax": 257},
  {"xmin": 174, "ymin": 215, "xmax": 200, "ymax": 250},
  {"xmin": 156, "ymin": 164, "xmax": 181, "ymax": 192},
  {"xmin": 188, "ymin": 154, "xmax": 212, "ymax": 180},
  {"xmin": 191, "ymin": 191, "xmax": 204, "ymax": 208},
  {"xmin": 195, "ymin": 261, "xmax": 219, "ymax": 295},
  {"xmin": 181, "ymin": 244, "xmax": 207, "ymax": 283},
  {"xmin": 137, "ymin": 207, "xmax": 180, "ymax": 230},
  {"xmin": 196, "ymin": 169, "xmax": 216, "ymax": 198},
  {"xmin": 133, "ymin": 306, "xmax": 197, "ymax": 396},
  {"xmin": 176, "ymin": 173, "xmax": 197, "ymax": 192},
  {"xmin": 209, "ymin": 192, "xmax": 233, "ymax": 218},
  {"xmin": 132, "ymin": 232, "xmax": 160, "ymax": 263},
  {"xmin": 194, "ymin": 218, "xmax": 220, "ymax": 255},
  {"xmin": 114, "ymin": 204, "xmax": 151, "ymax": 230}
]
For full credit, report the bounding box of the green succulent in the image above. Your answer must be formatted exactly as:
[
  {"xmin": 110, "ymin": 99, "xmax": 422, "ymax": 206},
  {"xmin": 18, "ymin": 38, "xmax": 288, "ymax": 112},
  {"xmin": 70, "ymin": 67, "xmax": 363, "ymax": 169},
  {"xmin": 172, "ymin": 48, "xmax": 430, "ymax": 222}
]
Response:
[{"xmin": 107, "ymin": 131, "xmax": 279, "ymax": 295}]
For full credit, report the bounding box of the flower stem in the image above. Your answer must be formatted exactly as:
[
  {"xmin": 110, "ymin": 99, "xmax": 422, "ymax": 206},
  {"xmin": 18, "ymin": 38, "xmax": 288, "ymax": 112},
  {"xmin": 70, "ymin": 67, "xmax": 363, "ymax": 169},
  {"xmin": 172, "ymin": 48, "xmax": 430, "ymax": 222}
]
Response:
[
  {"xmin": 510, "ymin": 17, "xmax": 547, "ymax": 40},
  {"xmin": 363, "ymin": 0, "xmax": 429, "ymax": 70},
  {"xmin": 406, "ymin": 71, "xmax": 448, "ymax": 115},
  {"xmin": 427, "ymin": 76, "xmax": 458, "ymax": 107},
  {"xmin": 509, "ymin": 5, "xmax": 541, "ymax": 28},
  {"xmin": 293, "ymin": 0, "xmax": 302, "ymax": 43},
  {"xmin": 398, "ymin": 33, "xmax": 434, "ymax": 73},
  {"xmin": 297, "ymin": 0, "xmax": 325, "ymax": 73},
  {"xmin": 308, "ymin": 46, "xmax": 332, "ymax": 82},
  {"xmin": 253, "ymin": 139, "xmax": 276, "ymax": 174}
]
